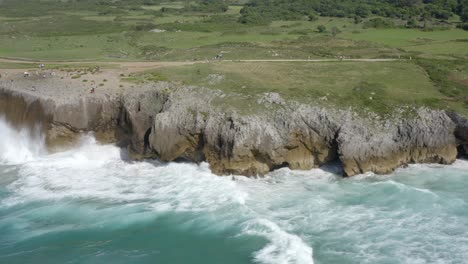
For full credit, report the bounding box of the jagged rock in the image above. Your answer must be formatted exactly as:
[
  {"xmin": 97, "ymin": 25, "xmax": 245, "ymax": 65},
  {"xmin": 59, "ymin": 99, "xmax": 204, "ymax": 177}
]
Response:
[
  {"xmin": 257, "ymin": 92, "xmax": 285, "ymax": 105},
  {"xmin": 447, "ymin": 111, "xmax": 468, "ymax": 156},
  {"xmin": 0, "ymin": 78, "xmax": 121, "ymax": 148},
  {"xmin": 0, "ymin": 78, "xmax": 464, "ymax": 177},
  {"xmin": 337, "ymin": 109, "xmax": 457, "ymax": 176},
  {"xmin": 119, "ymin": 83, "xmax": 171, "ymax": 155}
]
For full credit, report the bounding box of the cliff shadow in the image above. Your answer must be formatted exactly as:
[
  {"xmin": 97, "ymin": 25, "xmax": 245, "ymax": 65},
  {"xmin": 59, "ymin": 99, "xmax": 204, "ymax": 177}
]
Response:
[{"xmin": 319, "ymin": 160, "xmax": 345, "ymax": 176}]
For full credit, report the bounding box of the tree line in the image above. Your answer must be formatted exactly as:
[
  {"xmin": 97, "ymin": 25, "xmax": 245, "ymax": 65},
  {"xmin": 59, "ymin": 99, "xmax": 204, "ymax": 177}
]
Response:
[
  {"xmin": 1, "ymin": 0, "xmax": 467, "ymax": 29},
  {"xmin": 238, "ymin": 0, "xmax": 468, "ymax": 26}
]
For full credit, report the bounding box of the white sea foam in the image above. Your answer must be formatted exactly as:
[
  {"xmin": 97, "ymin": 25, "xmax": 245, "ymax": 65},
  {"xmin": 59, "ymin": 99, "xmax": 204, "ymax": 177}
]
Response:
[
  {"xmin": 0, "ymin": 117, "xmax": 46, "ymax": 164},
  {"xmin": 451, "ymin": 158, "xmax": 468, "ymax": 169},
  {"xmin": 243, "ymin": 218, "xmax": 314, "ymax": 264},
  {"xmin": 0, "ymin": 118, "xmax": 314, "ymax": 264},
  {"xmin": 2, "ymin": 118, "xmax": 468, "ymax": 264}
]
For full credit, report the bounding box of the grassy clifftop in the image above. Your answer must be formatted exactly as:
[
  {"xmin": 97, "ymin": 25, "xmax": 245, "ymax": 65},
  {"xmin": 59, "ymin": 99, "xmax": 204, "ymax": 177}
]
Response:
[{"xmin": 126, "ymin": 59, "xmax": 468, "ymax": 116}]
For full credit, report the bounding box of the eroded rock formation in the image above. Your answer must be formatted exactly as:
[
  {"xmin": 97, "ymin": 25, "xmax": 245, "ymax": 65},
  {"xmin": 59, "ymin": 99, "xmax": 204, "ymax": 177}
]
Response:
[{"xmin": 1, "ymin": 79, "xmax": 466, "ymax": 177}]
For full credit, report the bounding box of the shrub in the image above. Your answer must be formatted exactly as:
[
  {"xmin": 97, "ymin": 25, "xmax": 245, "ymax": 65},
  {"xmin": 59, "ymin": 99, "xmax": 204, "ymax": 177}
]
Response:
[
  {"xmin": 406, "ymin": 18, "xmax": 418, "ymax": 28},
  {"xmin": 317, "ymin": 25, "xmax": 326, "ymax": 33},
  {"xmin": 135, "ymin": 23, "xmax": 157, "ymax": 31}
]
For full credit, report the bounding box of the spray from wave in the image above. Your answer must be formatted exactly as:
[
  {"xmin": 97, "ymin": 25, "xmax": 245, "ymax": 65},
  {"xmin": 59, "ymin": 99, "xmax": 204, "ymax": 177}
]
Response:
[{"xmin": 0, "ymin": 117, "xmax": 46, "ymax": 165}]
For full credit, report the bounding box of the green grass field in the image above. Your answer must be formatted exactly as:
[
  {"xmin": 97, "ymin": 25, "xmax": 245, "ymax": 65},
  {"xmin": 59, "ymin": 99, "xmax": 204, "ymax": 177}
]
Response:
[
  {"xmin": 126, "ymin": 60, "xmax": 468, "ymax": 115},
  {"xmin": 0, "ymin": 1, "xmax": 467, "ymax": 116},
  {"xmin": 0, "ymin": 4, "xmax": 467, "ymax": 61}
]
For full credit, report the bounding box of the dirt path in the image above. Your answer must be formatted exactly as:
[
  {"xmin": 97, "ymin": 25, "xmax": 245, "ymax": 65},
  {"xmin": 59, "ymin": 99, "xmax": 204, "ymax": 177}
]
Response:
[
  {"xmin": 0, "ymin": 57, "xmax": 403, "ymax": 72},
  {"xmin": 0, "ymin": 58, "xmax": 202, "ymax": 73},
  {"xmin": 231, "ymin": 58, "xmax": 402, "ymax": 62}
]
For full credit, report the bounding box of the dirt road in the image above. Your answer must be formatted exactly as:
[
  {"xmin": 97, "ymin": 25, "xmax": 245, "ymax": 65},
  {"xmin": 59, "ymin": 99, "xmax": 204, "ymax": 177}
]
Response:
[{"xmin": 0, "ymin": 57, "xmax": 403, "ymax": 72}]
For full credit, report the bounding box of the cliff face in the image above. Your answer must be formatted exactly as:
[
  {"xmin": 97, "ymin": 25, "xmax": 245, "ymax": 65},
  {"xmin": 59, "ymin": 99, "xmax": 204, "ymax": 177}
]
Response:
[
  {"xmin": 146, "ymin": 95, "xmax": 340, "ymax": 175},
  {"xmin": 141, "ymin": 88, "xmax": 461, "ymax": 176},
  {"xmin": 338, "ymin": 110, "xmax": 458, "ymax": 175},
  {"xmin": 447, "ymin": 111, "xmax": 468, "ymax": 156},
  {"xmin": 0, "ymin": 79, "xmax": 121, "ymax": 149},
  {"xmin": 1, "ymin": 79, "xmax": 466, "ymax": 176}
]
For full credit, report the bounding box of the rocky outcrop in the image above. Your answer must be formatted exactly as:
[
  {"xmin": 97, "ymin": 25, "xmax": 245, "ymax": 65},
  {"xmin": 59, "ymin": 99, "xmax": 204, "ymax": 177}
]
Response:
[
  {"xmin": 0, "ymin": 78, "xmax": 465, "ymax": 176},
  {"xmin": 118, "ymin": 84, "xmax": 170, "ymax": 155},
  {"xmin": 0, "ymin": 79, "xmax": 121, "ymax": 149},
  {"xmin": 338, "ymin": 109, "xmax": 457, "ymax": 175},
  {"xmin": 142, "ymin": 87, "xmax": 460, "ymax": 176},
  {"xmin": 147, "ymin": 98, "xmax": 339, "ymax": 175},
  {"xmin": 447, "ymin": 111, "xmax": 468, "ymax": 157}
]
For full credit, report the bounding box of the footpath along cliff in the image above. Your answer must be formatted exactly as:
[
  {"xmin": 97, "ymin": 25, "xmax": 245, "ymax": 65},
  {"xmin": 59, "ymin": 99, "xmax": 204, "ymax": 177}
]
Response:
[{"xmin": 1, "ymin": 76, "xmax": 467, "ymax": 176}]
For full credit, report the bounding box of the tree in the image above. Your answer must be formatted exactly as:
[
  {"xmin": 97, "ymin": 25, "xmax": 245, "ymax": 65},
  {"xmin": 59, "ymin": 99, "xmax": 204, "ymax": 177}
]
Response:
[
  {"xmin": 317, "ymin": 24, "xmax": 326, "ymax": 33},
  {"xmin": 460, "ymin": 0, "xmax": 468, "ymax": 22},
  {"xmin": 355, "ymin": 5, "xmax": 370, "ymax": 18},
  {"xmin": 237, "ymin": 0, "xmax": 460, "ymax": 24}
]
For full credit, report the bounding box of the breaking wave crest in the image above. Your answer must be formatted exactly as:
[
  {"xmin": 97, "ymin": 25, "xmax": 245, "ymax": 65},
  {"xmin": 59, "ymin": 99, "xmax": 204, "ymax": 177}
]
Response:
[{"xmin": 0, "ymin": 117, "xmax": 46, "ymax": 165}]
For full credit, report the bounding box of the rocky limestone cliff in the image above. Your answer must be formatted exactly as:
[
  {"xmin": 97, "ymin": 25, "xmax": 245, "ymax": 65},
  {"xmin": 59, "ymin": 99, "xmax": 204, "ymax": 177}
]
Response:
[
  {"xmin": 338, "ymin": 109, "xmax": 458, "ymax": 175},
  {"xmin": 146, "ymin": 92, "xmax": 340, "ymax": 175},
  {"xmin": 1, "ymin": 79, "xmax": 466, "ymax": 176},
  {"xmin": 0, "ymin": 78, "xmax": 121, "ymax": 149},
  {"xmin": 447, "ymin": 111, "xmax": 468, "ymax": 156}
]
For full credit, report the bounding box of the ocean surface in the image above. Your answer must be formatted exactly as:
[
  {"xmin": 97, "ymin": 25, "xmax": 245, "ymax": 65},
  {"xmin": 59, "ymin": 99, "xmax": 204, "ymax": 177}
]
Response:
[{"xmin": 0, "ymin": 117, "xmax": 467, "ymax": 264}]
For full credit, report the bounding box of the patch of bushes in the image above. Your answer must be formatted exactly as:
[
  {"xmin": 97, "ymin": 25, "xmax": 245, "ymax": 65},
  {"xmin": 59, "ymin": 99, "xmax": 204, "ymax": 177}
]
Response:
[
  {"xmin": 135, "ymin": 23, "xmax": 157, "ymax": 31},
  {"xmin": 186, "ymin": 0, "xmax": 228, "ymax": 13},
  {"xmin": 416, "ymin": 59, "xmax": 468, "ymax": 98},
  {"xmin": 363, "ymin": 18, "xmax": 395, "ymax": 29},
  {"xmin": 457, "ymin": 23, "xmax": 468, "ymax": 31}
]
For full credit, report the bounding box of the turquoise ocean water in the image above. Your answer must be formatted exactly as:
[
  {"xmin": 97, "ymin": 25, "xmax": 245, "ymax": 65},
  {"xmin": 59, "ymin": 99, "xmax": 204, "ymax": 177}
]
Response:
[{"xmin": 0, "ymin": 117, "xmax": 467, "ymax": 264}]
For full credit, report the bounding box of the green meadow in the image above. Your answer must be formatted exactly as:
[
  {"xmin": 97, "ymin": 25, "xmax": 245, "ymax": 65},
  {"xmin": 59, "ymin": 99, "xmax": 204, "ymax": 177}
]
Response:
[
  {"xmin": 126, "ymin": 60, "xmax": 468, "ymax": 115},
  {"xmin": 0, "ymin": 3, "xmax": 467, "ymax": 61},
  {"xmin": 0, "ymin": 0, "xmax": 467, "ymax": 115}
]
